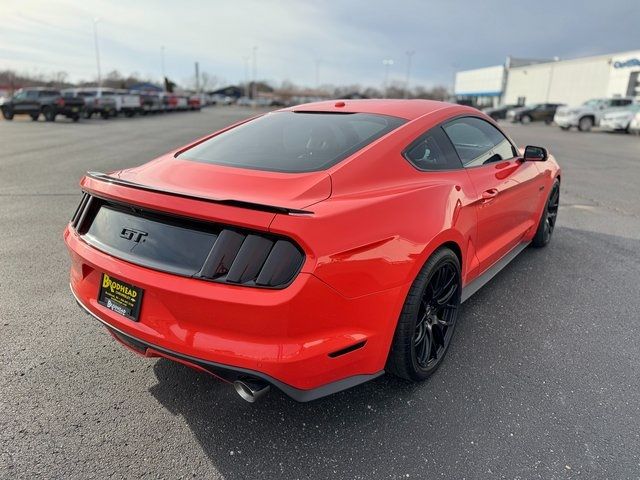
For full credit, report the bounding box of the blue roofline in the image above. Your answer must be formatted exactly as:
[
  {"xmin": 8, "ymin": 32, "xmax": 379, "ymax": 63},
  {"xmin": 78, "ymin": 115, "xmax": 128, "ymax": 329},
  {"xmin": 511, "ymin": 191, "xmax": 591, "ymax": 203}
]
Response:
[{"xmin": 455, "ymin": 91, "xmax": 502, "ymax": 97}]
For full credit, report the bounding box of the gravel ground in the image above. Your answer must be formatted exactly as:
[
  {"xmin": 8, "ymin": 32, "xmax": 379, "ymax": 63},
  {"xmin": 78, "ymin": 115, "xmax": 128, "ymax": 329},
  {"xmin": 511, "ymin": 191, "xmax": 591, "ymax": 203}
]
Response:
[{"xmin": 1, "ymin": 109, "xmax": 639, "ymax": 479}]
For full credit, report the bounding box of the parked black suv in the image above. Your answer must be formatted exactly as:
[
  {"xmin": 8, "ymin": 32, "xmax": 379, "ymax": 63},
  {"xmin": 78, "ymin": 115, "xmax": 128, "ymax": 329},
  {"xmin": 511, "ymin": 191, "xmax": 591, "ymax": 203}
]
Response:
[
  {"xmin": 507, "ymin": 103, "xmax": 565, "ymax": 124},
  {"xmin": 483, "ymin": 104, "xmax": 518, "ymax": 120},
  {"xmin": 1, "ymin": 88, "xmax": 85, "ymax": 122}
]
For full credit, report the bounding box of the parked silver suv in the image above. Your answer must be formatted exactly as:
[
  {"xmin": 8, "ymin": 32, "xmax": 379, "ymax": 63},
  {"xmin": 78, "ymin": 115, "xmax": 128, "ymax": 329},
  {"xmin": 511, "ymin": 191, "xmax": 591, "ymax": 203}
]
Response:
[{"xmin": 554, "ymin": 97, "xmax": 634, "ymax": 131}]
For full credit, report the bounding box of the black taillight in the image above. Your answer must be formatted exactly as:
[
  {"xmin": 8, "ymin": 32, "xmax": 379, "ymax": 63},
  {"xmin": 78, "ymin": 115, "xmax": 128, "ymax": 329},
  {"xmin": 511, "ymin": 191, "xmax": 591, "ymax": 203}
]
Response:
[
  {"xmin": 255, "ymin": 240, "xmax": 304, "ymax": 287},
  {"xmin": 70, "ymin": 192, "xmax": 90, "ymax": 228},
  {"xmin": 199, "ymin": 232, "xmax": 303, "ymax": 288},
  {"xmin": 71, "ymin": 193, "xmax": 305, "ymax": 289}
]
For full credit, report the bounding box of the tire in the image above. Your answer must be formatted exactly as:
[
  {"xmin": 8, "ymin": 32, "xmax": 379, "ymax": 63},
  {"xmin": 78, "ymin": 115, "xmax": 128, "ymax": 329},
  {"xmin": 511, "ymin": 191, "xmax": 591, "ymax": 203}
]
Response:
[
  {"xmin": 30, "ymin": 113, "xmax": 39, "ymax": 121},
  {"xmin": 43, "ymin": 106, "xmax": 56, "ymax": 122},
  {"xmin": 545, "ymin": 119, "xmax": 552, "ymax": 125},
  {"xmin": 72, "ymin": 114, "xmax": 80, "ymax": 122},
  {"xmin": 559, "ymin": 126, "xmax": 570, "ymax": 131},
  {"xmin": 387, "ymin": 247, "xmax": 462, "ymax": 381},
  {"xmin": 521, "ymin": 114, "xmax": 532, "ymax": 124},
  {"xmin": 83, "ymin": 110, "xmax": 92, "ymax": 119},
  {"xmin": 101, "ymin": 111, "xmax": 110, "ymax": 119},
  {"xmin": 578, "ymin": 116, "xmax": 593, "ymax": 132},
  {"xmin": 531, "ymin": 178, "xmax": 560, "ymax": 248},
  {"xmin": 2, "ymin": 107, "xmax": 14, "ymax": 120}
]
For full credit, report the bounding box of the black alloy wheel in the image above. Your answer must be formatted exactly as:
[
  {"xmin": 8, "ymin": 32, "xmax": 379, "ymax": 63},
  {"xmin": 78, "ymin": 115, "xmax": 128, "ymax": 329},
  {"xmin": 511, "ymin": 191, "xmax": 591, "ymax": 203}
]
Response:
[
  {"xmin": 542, "ymin": 181, "xmax": 559, "ymax": 242},
  {"xmin": 532, "ymin": 178, "xmax": 560, "ymax": 247},
  {"xmin": 412, "ymin": 261, "xmax": 460, "ymax": 371},
  {"xmin": 387, "ymin": 247, "xmax": 462, "ymax": 381}
]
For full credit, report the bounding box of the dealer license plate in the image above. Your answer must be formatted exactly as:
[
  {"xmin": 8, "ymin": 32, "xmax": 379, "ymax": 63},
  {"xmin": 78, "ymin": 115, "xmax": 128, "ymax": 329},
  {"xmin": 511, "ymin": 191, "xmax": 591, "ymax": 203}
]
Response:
[{"xmin": 98, "ymin": 273, "xmax": 144, "ymax": 321}]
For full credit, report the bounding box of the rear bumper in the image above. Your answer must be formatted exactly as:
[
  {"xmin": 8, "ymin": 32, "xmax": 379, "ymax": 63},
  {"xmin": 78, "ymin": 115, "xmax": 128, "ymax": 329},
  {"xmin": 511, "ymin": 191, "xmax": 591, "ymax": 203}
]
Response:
[
  {"xmin": 59, "ymin": 106, "xmax": 83, "ymax": 116},
  {"xmin": 65, "ymin": 225, "xmax": 401, "ymax": 398},
  {"xmin": 71, "ymin": 285, "xmax": 383, "ymax": 401}
]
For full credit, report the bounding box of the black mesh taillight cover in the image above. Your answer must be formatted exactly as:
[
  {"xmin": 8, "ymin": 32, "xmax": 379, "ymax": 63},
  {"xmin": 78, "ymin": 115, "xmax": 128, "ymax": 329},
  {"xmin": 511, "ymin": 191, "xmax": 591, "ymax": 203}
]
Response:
[{"xmin": 71, "ymin": 193, "xmax": 305, "ymax": 289}]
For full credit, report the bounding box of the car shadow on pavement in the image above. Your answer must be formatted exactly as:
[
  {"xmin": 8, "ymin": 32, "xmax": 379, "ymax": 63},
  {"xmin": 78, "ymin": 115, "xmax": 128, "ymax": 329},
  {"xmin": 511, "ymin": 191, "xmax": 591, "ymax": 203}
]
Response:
[{"xmin": 148, "ymin": 225, "xmax": 640, "ymax": 479}]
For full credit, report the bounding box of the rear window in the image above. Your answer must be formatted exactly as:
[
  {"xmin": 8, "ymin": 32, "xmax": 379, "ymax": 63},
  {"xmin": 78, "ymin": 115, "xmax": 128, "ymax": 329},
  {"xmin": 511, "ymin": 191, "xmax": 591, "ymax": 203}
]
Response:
[{"xmin": 177, "ymin": 111, "xmax": 406, "ymax": 173}]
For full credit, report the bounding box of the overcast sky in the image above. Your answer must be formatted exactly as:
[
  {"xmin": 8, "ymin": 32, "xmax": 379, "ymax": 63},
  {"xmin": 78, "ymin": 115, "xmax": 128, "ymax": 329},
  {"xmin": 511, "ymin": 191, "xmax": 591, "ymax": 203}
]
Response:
[{"xmin": 1, "ymin": 0, "xmax": 639, "ymax": 89}]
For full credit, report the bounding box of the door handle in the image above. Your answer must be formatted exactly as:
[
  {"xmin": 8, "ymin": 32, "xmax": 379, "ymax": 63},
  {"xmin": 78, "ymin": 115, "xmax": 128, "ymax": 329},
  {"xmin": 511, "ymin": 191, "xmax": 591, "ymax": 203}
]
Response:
[{"xmin": 481, "ymin": 189, "xmax": 499, "ymax": 201}]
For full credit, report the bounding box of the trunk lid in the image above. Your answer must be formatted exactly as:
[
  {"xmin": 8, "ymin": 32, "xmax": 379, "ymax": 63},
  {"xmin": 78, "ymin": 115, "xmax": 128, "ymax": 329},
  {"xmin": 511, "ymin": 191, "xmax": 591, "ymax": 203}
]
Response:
[{"xmin": 113, "ymin": 155, "xmax": 332, "ymax": 211}]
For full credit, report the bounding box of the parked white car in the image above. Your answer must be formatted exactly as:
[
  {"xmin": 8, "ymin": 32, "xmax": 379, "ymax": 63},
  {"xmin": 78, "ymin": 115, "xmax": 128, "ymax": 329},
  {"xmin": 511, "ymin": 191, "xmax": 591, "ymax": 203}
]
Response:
[
  {"xmin": 627, "ymin": 109, "xmax": 640, "ymax": 135},
  {"xmin": 554, "ymin": 97, "xmax": 634, "ymax": 132},
  {"xmin": 600, "ymin": 104, "xmax": 640, "ymax": 132}
]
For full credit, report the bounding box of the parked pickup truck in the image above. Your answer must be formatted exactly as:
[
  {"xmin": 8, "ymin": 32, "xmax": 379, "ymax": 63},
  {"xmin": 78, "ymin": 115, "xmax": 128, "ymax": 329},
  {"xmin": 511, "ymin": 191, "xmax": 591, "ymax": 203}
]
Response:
[
  {"xmin": 1, "ymin": 87, "xmax": 85, "ymax": 122},
  {"xmin": 62, "ymin": 88, "xmax": 117, "ymax": 119},
  {"xmin": 138, "ymin": 92, "xmax": 163, "ymax": 114},
  {"xmin": 554, "ymin": 97, "xmax": 635, "ymax": 131},
  {"xmin": 113, "ymin": 89, "xmax": 141, "ymax": 117}
]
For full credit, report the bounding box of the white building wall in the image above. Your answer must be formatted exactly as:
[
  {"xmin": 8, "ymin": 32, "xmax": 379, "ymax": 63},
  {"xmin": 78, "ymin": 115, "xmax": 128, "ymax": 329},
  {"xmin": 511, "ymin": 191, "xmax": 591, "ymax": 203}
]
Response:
[
  {"xmin": 503, "ymin": 49, "xmax": 640, "ymax": 107},
  {"xmin": 503, "ymin": 66, "xmax": 553, "ymax": 105},
  {"xmin": 454, "ymin": 65, "xmax": 504, "ymax": 96}
]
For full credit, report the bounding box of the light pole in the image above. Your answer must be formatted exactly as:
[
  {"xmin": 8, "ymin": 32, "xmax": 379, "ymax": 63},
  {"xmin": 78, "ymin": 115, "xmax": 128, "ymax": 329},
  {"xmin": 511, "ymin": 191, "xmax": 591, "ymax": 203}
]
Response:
[
  {"xmin": 252, "ymin": 46, "xmax": 258, "ymax": 100},
  {"xmin": 161, "ymin": 46, "xmax": 166, "ymax": 82},
  {"xmin": 382, "ymin": 58, "xmax": 394, "ymax": 98},
  {"xmin": 243, "ymin": 56, "xmax": 250, "ymax": 98},
  {"xmin": 195, "ymin": 61, "xmax": 200, "ymax": 92},
  {"xmin": 404, "ymin": 50, "xmax": 415, "ymax": 99},
  {"xmin": 93, "ymin": 18, "xmax": 102, "ymax": 87}
]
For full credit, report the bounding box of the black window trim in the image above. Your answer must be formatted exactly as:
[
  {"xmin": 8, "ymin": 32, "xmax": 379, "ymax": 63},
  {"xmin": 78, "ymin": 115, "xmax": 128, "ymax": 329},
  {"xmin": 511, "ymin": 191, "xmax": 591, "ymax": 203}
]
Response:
[
  {"xmin": 401, "ymin": 125, "xmax": 464, "ymax": 172},
  {"xmin": 401, "ymin": 114, "xmax": 521, "ymax": 173},
  {"xmin": 440, "ymin": 114, "xmax": 520, "ymax": 170}
]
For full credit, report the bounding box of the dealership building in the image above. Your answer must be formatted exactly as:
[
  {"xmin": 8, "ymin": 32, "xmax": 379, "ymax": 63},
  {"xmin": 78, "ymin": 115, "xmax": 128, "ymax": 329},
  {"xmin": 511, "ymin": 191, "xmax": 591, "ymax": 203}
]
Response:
[{"xmin": 454, "ymin": 49, "xmax": 640, "ymax": 108}]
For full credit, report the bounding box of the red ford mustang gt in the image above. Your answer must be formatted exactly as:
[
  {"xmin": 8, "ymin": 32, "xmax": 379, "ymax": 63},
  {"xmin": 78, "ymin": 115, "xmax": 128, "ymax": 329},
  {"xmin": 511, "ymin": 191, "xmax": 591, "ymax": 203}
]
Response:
[{"xmin": 65, "ymin": 100, "xmax": 560, "ymax": 402}]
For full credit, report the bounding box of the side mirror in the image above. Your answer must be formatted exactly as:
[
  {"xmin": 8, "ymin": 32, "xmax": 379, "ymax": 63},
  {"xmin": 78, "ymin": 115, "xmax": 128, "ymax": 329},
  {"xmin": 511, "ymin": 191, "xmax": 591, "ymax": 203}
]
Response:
[{"xmin": 523, "ymin": 145, "xmax": 548, "ymax": 162}]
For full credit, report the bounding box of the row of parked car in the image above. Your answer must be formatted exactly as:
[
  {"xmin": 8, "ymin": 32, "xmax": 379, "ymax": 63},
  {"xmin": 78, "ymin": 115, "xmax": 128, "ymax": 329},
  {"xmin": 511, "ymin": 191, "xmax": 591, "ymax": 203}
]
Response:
[
  {"xmin": 0, "ymin": 87, "xmax": 206, "ymax": 122},
  {"xmin": 483, "ymin": 97, "xmax": 640, "ymax": 134}
]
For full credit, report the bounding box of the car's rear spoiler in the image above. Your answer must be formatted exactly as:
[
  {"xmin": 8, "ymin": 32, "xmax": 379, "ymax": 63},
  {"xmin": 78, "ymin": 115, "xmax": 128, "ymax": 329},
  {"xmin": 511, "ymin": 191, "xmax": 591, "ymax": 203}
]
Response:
[{"xmin": 84, "ymin": 172, "xmax": 313, "ymax": 216}]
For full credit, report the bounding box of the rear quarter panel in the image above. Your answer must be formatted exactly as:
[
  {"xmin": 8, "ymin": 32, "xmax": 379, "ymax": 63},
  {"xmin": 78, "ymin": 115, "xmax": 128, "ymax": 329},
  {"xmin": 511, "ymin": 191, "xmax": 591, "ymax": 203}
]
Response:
[{"xmin": 270, "ymin": 105, "xmax": 483, "ymax": 300}]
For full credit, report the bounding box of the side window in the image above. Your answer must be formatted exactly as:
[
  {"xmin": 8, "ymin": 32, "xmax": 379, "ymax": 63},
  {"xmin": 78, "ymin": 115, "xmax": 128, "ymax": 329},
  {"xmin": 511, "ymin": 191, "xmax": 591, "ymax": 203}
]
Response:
[
  {"xmin": 404, "ymin": 127, "xmax": 462, "ymax": 171},
  {"xmin": 26, "ymin": 90, "xmax": 39, "ymax": 99},
  {"xmin": 443, "ymin": 117, "xmax": 516, "ymax": 168},
  {"xmin": 612, "ymin": 99, "xmax": 632, "ymax": 107}
]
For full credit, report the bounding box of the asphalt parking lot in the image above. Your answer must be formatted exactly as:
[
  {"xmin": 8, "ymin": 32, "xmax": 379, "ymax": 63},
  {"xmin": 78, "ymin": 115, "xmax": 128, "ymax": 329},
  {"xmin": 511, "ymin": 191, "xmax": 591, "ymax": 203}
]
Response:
[{"xmin": 1, "ymin": 109, "xmax": 639, "ymax": 479}]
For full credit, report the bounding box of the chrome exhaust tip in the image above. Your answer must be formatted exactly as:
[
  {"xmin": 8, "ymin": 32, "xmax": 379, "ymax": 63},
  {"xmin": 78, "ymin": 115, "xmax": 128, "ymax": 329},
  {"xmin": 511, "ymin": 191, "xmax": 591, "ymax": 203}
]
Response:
[{"xmin": 233, "ymin": 378, "xmax": 270, "ymax": 403}]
